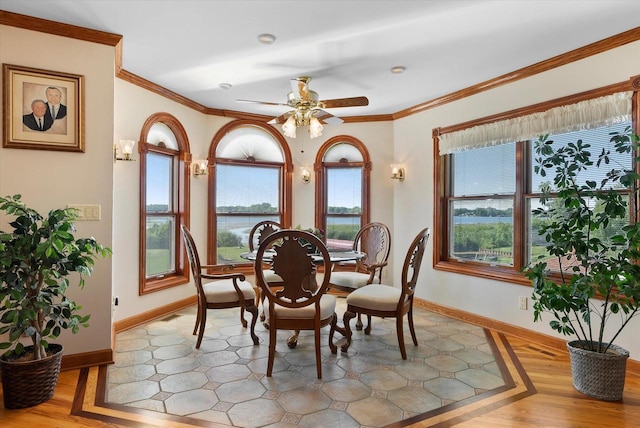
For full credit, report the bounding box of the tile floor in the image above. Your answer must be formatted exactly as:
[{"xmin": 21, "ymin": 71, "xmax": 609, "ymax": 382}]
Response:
[{"xmin": 107, "ymin": 298, "xmax": 506, "ymax": 427}]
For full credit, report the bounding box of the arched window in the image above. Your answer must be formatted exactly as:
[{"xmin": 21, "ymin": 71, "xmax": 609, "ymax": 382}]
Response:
[
  {"xmin": 208, "ymin": 120, "xmax": 292, "ymax": 270},
  {"xmin": 315, "ymin": 136, "xmax": 371, "ymax": 249},
  {"xmin": 139, "ymin": 113, "xmax": 191, "ymax": 294}
]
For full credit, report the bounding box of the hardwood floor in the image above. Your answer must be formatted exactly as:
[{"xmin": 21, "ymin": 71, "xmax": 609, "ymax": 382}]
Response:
[{"xmin": 1, "ymin": 331, "xmax": 639, "ymax": 427}]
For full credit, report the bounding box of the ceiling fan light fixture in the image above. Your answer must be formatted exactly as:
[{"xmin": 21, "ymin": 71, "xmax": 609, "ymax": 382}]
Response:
[
  {"xmin": 241, "ymin": 76, "xmax": 367, "ymax": 138},
  {"xmin": 258, "ymin": 33, "xmax": 276, "ymax": 44},
  {"xmin": 309, "ymin": 117, "xmax": 323, "ymax": 139},
  {"xmin": 282, "ymin": 115, "xmax": 297, "ymax": 138}
]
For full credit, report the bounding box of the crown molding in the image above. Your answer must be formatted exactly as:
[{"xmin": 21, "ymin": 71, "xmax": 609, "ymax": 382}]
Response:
[{"xmin": 393, "ymin": 26, "xmax": 640, "ymax": 120}]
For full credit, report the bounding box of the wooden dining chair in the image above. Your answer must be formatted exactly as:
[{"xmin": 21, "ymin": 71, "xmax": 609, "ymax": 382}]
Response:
[
  {"xmin": 248, "ymin": 220, "xmax": 282, "ymax": 252},
  {"xmin": 254, "ymin": 229, "xmax": 337, "ymax": 379},
  {"xmin": 333, "ymin": 227, "xmax": 430, "ymax": 360},
  {"xmin": 249, "ymin": 220, "xmax": 283, "ymax": 320},
  {"xmin": 329, "ymin": 222, "xmax": 391, "ymax": 330},
  {"xmin": 181, "ymin": 225, "xmax": 259, "ymax": 348},
  {"xmin": 330, "ymin": 222, "xmax": 391, "ymax": 292}
]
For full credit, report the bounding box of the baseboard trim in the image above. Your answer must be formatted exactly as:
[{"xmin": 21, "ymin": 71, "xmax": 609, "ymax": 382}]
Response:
[
  {"xmin": 113, "ymin": 295, "xmax": 197, "ymax": 333},
  {"xmin": 62, "ymin": 348, "xmax": 113, "ymax": 371},
  {"xmin": 414, "ymin": 298, "xmax": 640, "ymax": 375}
]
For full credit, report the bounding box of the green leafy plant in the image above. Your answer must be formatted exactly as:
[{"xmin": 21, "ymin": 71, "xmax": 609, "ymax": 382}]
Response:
[
  {"xmin": 295, "ymin": 225, "xmax": 325, "ymax": 253},
  {"xmin": 295, "ymin": 225, "xmax": 324, "ymax": 239},
  {"xmin": 0, "ymin": 195, "xmax": 112, "ymax": 360},
  {"xmin": 524, "ymin": 127, "xmax": 640, "ymax": 354}
]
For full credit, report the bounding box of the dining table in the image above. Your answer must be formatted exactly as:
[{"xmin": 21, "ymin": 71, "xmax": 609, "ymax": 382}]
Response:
[
  {"xmin": 240, "ymin": 249, "xmax": 366, "ymax": 347},
  {"xmin": 240, "ymin": 249, "xmax": 366, "ymax": 264}
]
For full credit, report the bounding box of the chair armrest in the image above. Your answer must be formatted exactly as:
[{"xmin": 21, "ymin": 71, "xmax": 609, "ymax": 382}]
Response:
[
  {"xmin": 201, "ymin": 264, "xmax": 236, "ymax": 271},
  {"xmin": 365, "ymin": 260, "xmax": 388, "ymax": 272},
  {"xmin": 365, "ymin": 261, "xmax": 388, "ymax": 283},
  {"xmin": 201, "ymin": 272, "xmax": 247, "ymax": 282}
]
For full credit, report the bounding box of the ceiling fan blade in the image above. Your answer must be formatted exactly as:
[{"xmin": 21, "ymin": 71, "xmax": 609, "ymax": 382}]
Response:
[
  {"xmin": 316, "ymin": 110, "xmax": 344, "ymax": 126},
  {"xmin": 291, "ymin": 77, "xmax": 311, "ymax": 101},
  {"xmin": 269, "ymin": 112, "xmax": 291, "ymax": 125},
  {"xmin": 237, "ymin": 99, "xmax": 289, "ymax": 107},
  {"xmin": 321, "ymin": 96, "xmax": 369, "ymax": 108}
]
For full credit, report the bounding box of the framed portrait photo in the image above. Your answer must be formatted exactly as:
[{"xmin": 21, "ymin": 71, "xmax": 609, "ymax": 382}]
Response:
[{"xmin": 3, "ymin": 64, "xmax": 84, "ymax": 152}]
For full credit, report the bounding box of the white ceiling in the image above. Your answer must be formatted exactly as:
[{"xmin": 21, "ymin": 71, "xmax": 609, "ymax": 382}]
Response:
[{"xmin": 2, "ymin": 0, "xmax": 639, "ymax": 122}]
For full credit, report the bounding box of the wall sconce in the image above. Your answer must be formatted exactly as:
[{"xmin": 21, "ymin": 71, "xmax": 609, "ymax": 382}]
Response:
[
  {"xmin": 300, "ymin": 166, "xmax": 311, "ymax": 183},
  {"xmin": 114, "ymin": 139, "xmax": 136, "ymax": 161},
  {"xmin": 391, "ymin": 164, "xmax": 405, "ymax": 181},
  {"xmin": 193, "ymin": 159, "xmax": 208, "ymax": 176}
]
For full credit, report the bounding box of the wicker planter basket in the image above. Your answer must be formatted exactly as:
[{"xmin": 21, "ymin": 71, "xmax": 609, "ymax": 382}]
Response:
[
  {"xmin": 567, "ymin": 340, "xmax": 629, "ymax": 401},
  {"xmin": 1, "ymin": 344, "xmax": 63, "ymax": 409}
]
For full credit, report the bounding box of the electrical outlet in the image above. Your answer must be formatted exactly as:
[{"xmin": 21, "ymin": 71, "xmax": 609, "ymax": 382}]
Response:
[
  {"xmin": 519, "ymin": 296, "xmax": 528, "ymax": 310},
  {"xmin": 67, "ymin": 204, "xmax": 101, "ymax": 221},
  {"xmin": 84, "ymin": 204, "xmax": 101, "ymax": 220}
]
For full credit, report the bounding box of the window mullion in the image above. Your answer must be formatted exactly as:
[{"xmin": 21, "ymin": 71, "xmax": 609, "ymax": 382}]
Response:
[{"xmin": 513, "ymin": 141, "xmax": 526, "ymax": 272}]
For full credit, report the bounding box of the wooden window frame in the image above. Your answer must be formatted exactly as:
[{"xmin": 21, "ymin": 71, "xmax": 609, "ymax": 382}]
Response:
[
  {"xmin": 207, "ymin": 120, "xmax": 292, "ymax": 275},
  {"xmin": 314, "ymin": 136, "xmax": 372, "ymax": 238},
  {"xmin": 433, "ymin": 79, "xmax": 639, "ymax": 285},
  {"xmin": 139, "ymin": 113, "xmax": 191, "ymax": 294}
]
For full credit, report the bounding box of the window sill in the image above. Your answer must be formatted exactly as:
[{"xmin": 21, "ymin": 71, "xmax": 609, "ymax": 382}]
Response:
[
  {"xmin": 141, "ymin": 273, "xmax": 189, "ymax": 295},
  {"xmin": 433, "ymin": 260, "xmax": 531, "ymax": 286}
]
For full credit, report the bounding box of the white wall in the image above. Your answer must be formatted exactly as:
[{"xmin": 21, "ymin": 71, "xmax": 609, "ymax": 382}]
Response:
[
  {"xmin": 0, "ymin": 25, "xmax": 115, "ymax": 355},
  {"xmin": 393, "ymin": 40, "xmax": 640, "ymax": 360}
]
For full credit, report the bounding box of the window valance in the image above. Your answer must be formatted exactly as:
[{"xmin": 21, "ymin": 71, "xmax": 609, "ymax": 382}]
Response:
[{"xmin": 438, "ymin": 91, "xmax": 632, "ymax": 155}]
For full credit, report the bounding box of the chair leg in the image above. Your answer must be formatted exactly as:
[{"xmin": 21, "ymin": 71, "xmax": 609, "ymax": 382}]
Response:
[
  {"xmin": 328, "ymin": 313, "xmax": 338, "ymax": 354},
  {"xmin": 341, "ymin": 310, "xmax": 356, "ymax": 353},
  {"xmin": 259, "ymin": 294, "xmax": 266, "ymax": 322},
  {"xmin": 196, "ymin": 307, "xmax": 207, "ymax": 349},
  {"xmin": 364, "ymin": 315, "xmax": 373, "ymax": 335},
  {"xmin": 356, "ymin": 312, "xmax": 363, "ymax": 330},
  {"xmin": 396, "ymin": 317, "xmax": 407, "ymax": 360},
  {"xmin": 193, "ymin": 297, "xmax": 203, "ymax": 336},
  {"xmin": 267, "ymin": 316, "xmax": 276, "ymax": 377},
  {"xmin": 193, "ymin": 307, "xmax": 201, "ymax": 336},
  {"xmin": 287, "ymin": 330, "xmax": 300, "ymax": 348},
  {"xmin": 247, "ymin": 302, "xmax": 259, "ymax": 345},
  {"xmin": 239, "ymin": 306, "xmax": 248, "ymax": 328},
  {"xmin": 408, "ymin": 305, "xmax": 418, "ymax": 346},
  {"xmin": 315, "ymin": 321, "xmax": 322, "ymax": 379}
]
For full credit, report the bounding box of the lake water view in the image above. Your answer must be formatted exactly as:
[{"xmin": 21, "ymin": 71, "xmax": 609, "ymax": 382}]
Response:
[
  {"xmin": 218, "ymin": 216, "xmax": 359, "ymax": 248},
  {"xmin": 454, "ymin": 216, "xmax": 513, "ymax": 224},
  {"xmin": 218, "ymin": 216, "xmax": 513, "ymax": 244}
]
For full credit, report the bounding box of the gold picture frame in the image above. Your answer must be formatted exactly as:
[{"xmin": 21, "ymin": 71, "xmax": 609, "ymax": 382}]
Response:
[{"xmin": 3, "ymin": 64, "xmax": 84, "ymax": 152}]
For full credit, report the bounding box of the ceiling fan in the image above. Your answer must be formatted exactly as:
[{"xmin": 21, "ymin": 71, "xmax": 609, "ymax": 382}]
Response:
[{"xmin": 237, "ymin": 76, "xmax": 369, "ymax": 138}]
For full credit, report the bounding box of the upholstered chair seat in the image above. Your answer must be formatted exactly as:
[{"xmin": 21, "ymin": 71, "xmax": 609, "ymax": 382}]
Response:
[
  {"xmin": 203, "ymin": 279, "xmax": 257, "ymax": 303},
  {"xmin": 345, "ymin": 284, "xmax": 400, "ymax": 312}
]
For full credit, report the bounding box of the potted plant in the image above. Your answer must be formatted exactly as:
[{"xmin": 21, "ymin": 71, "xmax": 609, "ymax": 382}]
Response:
[
  {"xmin": 0, "ymin": 194, "xmax": 111, "ymax": 409},
  {"xmin": 525, "ymin": 126, "xmax": 640, "ymax": 401}
]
